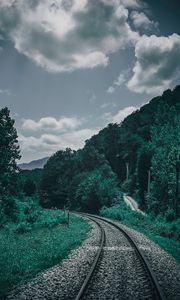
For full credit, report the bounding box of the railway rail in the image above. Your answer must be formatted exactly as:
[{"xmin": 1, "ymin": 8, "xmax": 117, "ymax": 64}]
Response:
[{"xmin": 75, "ymin": 213, "xmax": 166, "ymax": 300}]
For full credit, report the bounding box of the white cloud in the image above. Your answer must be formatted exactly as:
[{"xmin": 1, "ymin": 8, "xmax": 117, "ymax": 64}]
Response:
[
  {"xmin": 107, "ymin": 70, "xmax": 127, "ymax": 94},
  {"xmin": 100, "ymin": 102, "xmax": 117, "ymax": 109},
  {"xmin": 0, "ymin": 89, "xmax": 13, "ymax": 96},
  {"xmin": 130, "ymin": 11, "xmax": 158, "ymax": 31},
  {"xmin": 102, "ymin": 105, "xmax": 138, "ymax": 124},
  {"xmin": 89, "ymin": 93, "xmax": 96, "ymax": 103},
  {"xmin": 107, "ymin": 86, "xmax": 115, "ymax": 94},
  {"xmin": 119, "ymin": 0, "xmax": 141, "ymax": 8},
  {"xmin": 0, "ymin": 0, "xmax": 139, "ymax": 73},
  {"xmin": 114, "ymin": 73, "xmax": 126, "ymax": 86},
  {"xmin": 22, "ymin": 116, "xmax": 82, "ymax": 133},
  {"xmin": 18, "ymin": 128, "xmax": 99, "ymax": 156},
  {"xmin": 19, "ymin": 114, "xmax": 99, "ymax": 159},
  {"xmin": 112, "ymin": 106, "xmax": 138, "ymax": 123},
  {"xmin": 127, "ymin": 33, "xmax": 180, "ymax": 94}
]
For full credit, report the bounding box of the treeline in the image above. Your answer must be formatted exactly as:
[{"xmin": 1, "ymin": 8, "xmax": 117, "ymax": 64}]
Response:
[{"xmin": 40, "ymin": 85, "xmax": 180, "ymax": 218}]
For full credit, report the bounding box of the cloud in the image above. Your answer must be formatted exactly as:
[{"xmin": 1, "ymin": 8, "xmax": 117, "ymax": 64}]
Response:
[
  {"xmin": 107, "ymin": 70, "xmax": 127, "ymax": 93},
  {"xmin": 130, "ymin": 11, "xmax": 158, "ymax": 31},
  {"xmin": 19, "ymin": 114, "xmax": 99, "ymax": 159},
  {"xmin": 107, "ymin": 86, "xmax": 115, "ymax": 94},
  {"xmin": 0, "ymin": 0, "xmax": 139, "ymax": 73},
  {"xmin": 22, "ymin": 116, "xmax": 82, "ymax": 133},
  {"xmin": 111, "ymin": 106, "xmax": 138, "ymax": 123},
  {"xmin": 100, "ymin": 102, "xmax": 117, "ymax": 109},
  {"xmin": 89, "ymin": 92, "xmax": 96, "ymax": 103},
  {"xmin": 114, "ymin": 73, "xmax": 126, "ymax": 86},
  {"xmin": 120, "ymin": 0, "xmax": 141, "ymax": 8},
  {"xmin": 0, "ymin": 89, "xmax": 13, "ymax": 96},
  {"xmin": 102, "ymin": 105, "xmax": 138, "ymax": 124},
  {"xmin": 18, "ymin": 128, "xmax": 99, "ymax": 155},
  {"xmin": 127, "ymin": 33, "xmax": 180, "ymax": 94}
]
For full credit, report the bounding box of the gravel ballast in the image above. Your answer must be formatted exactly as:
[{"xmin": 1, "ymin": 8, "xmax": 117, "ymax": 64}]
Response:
[
  {"xmin": 114, "ymin": 220, "xmax": 180, "ymax": 300},
  {"xmin": 83, "ymin": 218, "xmax": 156, "ymax": 300},
  {"xmin": 98, "ymin": 216, "xmax": 180, "ymax": 300}
]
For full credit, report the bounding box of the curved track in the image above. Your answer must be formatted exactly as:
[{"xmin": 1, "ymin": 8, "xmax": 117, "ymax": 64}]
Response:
[{"xmin": 75, "ymin": 213, "xmax": 166, "ymax": 300}]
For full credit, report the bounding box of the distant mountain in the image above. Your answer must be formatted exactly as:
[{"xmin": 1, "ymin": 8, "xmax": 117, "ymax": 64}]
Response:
[{"xmin": 18, "ymin": 157, "xmax": 49, "ymax": 170}]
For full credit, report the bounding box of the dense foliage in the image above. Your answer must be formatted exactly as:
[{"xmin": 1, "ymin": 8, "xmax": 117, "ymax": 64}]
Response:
[
  {"xmin": 40, "ymin": 85, "xmax": 180, "ymax": 217},
  {"xmin": 40, "ymin": 146, "xmax": 121, "ymax": 212}
]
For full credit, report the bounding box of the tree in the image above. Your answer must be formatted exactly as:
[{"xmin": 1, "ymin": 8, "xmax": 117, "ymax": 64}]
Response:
[
  {"xmin": 23, "ymin": 179, "xmax": 36, "ymax": 196},
  {"xmin": 0, "ymin": 107, "xmax": 21, "ymax": 195},
  {"xmin": 74, "ymin": 165, "xmax": 120, "ymax": 213},
  {"xmin": 40, "ymin": 149, "xmax": 78, "ymax": 208},
  {"xmin": 148, "ymin": 109, "xmax": 180, "ymax": 217},
  {"xmin": 137, "ymin": 144, "xmax": 152, "ymax": 209}
]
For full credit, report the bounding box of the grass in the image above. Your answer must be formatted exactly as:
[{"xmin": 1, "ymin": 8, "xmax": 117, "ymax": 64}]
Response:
[
  {"xmin": 0, "ymin": 208, "xmax": 90, "ymax": 299},
  {"xmin": 100, "ymin": 202, "xmax": 180, "ymax": 262}
]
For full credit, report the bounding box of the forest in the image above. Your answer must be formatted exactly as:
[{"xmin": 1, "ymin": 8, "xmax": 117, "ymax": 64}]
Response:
[{"xmin": 40, "ymin": 85, "xmax": 180, "ymax": 218}]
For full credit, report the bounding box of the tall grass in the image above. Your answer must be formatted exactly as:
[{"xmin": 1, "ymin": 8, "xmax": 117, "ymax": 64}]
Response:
[{"xmin": 0, "ymin": 209, "xmax": 90, "ymax": 299}]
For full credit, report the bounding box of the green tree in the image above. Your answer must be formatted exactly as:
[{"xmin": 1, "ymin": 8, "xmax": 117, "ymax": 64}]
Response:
[
  {"xmin": 23, "ymin": 179, "xmax": 36, "ymax": 196},
  {"xmin": 40, "ymin": 149, "xmax": 78, "ymax": 208},
  {"xmin": 74, "ymin": 165, "xmax": 120, "ymax": 213},
  {"xmin": 0, "ymin": 107, "xmax": 20, "ymax": 194},
  {"xmin": 148, "ymin": 110, "xmax": 180, "ymax": 217},
  {"xmin": 137, "ymin": 144, "xmax": 152, "ymax": 209}
]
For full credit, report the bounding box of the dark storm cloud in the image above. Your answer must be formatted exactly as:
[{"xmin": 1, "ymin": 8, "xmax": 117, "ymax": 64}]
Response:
[{"xmin": 127, "ymin": 34, "xmax": 180, "ymax": 94}]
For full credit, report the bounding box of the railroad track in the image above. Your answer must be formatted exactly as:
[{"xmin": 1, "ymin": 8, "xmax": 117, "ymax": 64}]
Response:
[{"xmin": 75, "ymin": 213, "xmax": 166, "ymax": 300}]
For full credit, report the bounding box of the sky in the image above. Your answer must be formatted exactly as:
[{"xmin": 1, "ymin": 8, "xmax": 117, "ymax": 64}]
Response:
[{"xmin": 0, "ymin": 0, "xmax": 180, "ymax": 163}]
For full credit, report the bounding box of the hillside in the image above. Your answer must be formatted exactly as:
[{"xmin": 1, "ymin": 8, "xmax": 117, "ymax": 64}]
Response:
[
  {"xmin": 40, "ymin": 85, "xmax": 180, "ymax": 218},
  {"xmin": 19, "ymin": 157, "xmax": 49, "ymax": 170}
]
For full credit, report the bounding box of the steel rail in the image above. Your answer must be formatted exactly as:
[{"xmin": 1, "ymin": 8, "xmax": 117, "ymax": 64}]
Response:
[
  {"xmin": 75, "ymin": 215, "xmax": 105, "ymax": 300},
  {"xmin": 86, "ymin": 213, "xmax": 166, "ymax": 300}
]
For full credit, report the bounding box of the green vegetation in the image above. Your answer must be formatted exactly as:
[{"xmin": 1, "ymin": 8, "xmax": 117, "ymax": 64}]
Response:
[
  {"xmin": 100, "ymin": 203, "xmax": 180, "ymax": 262},
  {"xmin": 0, "ymin": 107, "xmax": 90, "ymax": 298},
  {"xmin": 0, "ymin": 207, "xmax": 89, "ymax": 298},
  {"xmin": 40, "ymin": 146, "xmax": 121, "ymax": 212}
]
